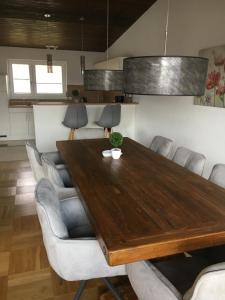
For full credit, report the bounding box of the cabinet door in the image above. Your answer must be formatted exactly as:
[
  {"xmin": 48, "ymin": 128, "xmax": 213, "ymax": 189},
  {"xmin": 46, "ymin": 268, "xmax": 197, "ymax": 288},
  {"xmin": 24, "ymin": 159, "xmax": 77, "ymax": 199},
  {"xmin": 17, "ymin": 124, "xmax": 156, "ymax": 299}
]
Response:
[
  {"xmin": 0, "ymin": 75, "xmax": 8, "ymax": 93},
  {"xmin": 0, "ymin": 92, "xmax": 9, "ymax": 137},
  {"xmin": 9, "ymin": 112, "xmax": 28, "ymax": 140},
  {"xmin": 27, "ymin": 112, "xmax": 35, "ymax": 139}
]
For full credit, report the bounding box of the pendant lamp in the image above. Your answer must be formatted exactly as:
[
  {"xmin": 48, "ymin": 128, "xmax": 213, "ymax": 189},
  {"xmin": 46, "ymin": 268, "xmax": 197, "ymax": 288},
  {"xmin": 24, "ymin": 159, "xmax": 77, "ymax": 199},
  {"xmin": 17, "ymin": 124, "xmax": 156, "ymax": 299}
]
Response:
[
  {"xmin": 84, "ymin": 0, "xmax": 123, "ymax": 91},
  {"xmin": 80, "ymin": 17, "xmax": 85, "ymax": 76},
  {"xmin": 123, "ymin": 0, "xmax": 208, "ymax": 96},
  {"xmin": 44, "ymin": 13, "xmax": 57, "ymax": 73}
]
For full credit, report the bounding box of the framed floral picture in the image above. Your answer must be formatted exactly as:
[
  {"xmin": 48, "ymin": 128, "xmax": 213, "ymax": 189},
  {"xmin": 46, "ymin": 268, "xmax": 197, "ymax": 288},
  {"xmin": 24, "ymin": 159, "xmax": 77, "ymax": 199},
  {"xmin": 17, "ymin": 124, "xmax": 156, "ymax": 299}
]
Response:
[{"xmin": 194, "ymin": 44, "xmax": 225, "ymax": 108}]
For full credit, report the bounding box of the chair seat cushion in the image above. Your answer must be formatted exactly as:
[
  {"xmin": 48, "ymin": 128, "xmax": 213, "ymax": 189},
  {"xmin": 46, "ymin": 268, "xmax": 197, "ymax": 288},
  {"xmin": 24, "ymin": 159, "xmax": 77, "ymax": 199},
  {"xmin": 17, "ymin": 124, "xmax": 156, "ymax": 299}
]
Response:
[{"xmin": 153, "ymin": 254, "xmax": 210, "ymax": 294}]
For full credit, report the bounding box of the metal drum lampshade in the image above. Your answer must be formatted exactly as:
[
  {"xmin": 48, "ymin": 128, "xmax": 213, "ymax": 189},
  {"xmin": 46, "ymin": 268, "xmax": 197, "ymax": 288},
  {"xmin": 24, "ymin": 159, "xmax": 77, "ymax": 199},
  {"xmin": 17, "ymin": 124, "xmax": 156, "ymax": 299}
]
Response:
[
  {"xmin": 84, "ymin": 70, "xmax": 123, "ymax": 91},
  {"xmin": 123, "ymin": 56, "xmax": 208, "ymax": 96}
]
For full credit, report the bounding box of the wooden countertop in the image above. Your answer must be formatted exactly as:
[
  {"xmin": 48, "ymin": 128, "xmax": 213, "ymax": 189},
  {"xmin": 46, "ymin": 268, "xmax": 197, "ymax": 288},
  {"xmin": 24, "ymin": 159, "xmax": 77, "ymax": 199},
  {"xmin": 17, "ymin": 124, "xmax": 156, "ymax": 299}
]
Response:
[{"xmin": 9, "ymin": 99, "xmax": 137, "ymax": 108}]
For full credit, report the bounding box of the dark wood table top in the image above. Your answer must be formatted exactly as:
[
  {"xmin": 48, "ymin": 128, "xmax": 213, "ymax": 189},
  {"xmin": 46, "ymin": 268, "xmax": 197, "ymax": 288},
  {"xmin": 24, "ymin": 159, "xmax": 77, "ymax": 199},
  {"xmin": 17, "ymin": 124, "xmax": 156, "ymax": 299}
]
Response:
[{"xmin": 57, "ymin": 138, "xmax": 225, "ymax": 266}]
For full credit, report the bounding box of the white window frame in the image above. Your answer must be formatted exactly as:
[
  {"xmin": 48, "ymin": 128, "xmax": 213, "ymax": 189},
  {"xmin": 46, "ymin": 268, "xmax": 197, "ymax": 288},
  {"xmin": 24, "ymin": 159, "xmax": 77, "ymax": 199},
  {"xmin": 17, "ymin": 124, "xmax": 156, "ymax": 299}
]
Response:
[{"xmin": 8, "ymin": 59, "xmax": 67, "ymax": 99}]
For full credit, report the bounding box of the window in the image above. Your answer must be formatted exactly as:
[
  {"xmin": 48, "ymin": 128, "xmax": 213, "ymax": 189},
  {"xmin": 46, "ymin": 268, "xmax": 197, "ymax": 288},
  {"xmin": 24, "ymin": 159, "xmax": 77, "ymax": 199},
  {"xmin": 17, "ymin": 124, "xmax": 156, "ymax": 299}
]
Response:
[
  {"xmin": 8, "ymin": 59, "xmax": 67, "ymax": 98},
  {"xmin": 35, "ymin": 65, "xmax": 63, "ymax": 94},
  {"xmin": 12, "ymin": 64, "xmax": 31, "ymax": 94}
]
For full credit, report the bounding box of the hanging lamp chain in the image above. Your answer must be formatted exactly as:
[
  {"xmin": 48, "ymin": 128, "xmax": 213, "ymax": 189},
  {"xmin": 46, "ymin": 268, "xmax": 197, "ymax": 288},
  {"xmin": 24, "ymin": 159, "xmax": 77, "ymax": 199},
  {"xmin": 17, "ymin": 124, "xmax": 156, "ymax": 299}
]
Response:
[
  {"xmin": 106, "ymin": 0, "xmax": 109, "ymax": 68},
  {"xmin": 164, "ymin": 0, "xmax": 170, "ymax": 56}
]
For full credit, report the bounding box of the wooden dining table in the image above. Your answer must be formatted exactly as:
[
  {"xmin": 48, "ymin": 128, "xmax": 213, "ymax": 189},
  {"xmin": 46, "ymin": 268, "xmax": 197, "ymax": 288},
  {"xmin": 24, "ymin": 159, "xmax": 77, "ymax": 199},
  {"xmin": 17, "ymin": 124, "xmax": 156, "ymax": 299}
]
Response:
[{"xmin": 57, "ymin": 137, "xmax": 225, "ymax": 266}]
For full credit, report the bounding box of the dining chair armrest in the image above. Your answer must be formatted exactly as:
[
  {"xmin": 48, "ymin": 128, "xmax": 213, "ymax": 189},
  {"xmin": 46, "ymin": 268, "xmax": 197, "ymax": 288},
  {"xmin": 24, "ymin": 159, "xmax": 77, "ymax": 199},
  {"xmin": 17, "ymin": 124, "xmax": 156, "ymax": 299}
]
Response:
[
  {"xmin": 45, "ymin": 151, "xmax": 64, "ymax": 165},
  {"xmin": 184, "ymin": 262, "xmax": 225, "ymax": 300},
  {"xmin": 49, "ymin": 236, "xmax": 126, "ymax": 281},
  {"xmin": 57, "ymin": 187, "xmax": 77, "ymax": 200},
  {"xmin": 126, "ymin": 261, "xmax": 181, "ymax": 300}
]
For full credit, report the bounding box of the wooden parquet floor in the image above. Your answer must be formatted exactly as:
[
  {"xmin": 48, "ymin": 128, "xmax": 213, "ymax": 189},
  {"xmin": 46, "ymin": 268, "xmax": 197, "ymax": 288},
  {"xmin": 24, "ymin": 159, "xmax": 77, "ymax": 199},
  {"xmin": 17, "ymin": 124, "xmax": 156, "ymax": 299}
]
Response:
[{"xmin": 0, "ymin": 159, "xmax": 137, "ymax": 300}]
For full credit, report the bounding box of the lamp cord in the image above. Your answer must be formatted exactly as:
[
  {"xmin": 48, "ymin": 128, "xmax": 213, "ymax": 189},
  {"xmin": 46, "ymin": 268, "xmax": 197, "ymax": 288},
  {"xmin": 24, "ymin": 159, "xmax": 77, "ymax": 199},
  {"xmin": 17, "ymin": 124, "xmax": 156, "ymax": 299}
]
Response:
[
  {"xmin": 81, "ymin": 18, "xmax": 84, "ymax": 51},
  {"xmin": 164, "ymin": 0, "xmax": 170, "ymax": 56}
]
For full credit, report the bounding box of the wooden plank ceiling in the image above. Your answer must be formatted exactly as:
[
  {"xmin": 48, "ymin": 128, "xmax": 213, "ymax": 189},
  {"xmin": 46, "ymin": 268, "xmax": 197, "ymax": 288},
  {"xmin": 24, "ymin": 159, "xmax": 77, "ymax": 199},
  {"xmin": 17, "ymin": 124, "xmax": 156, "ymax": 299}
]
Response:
[{"xmin": 0, "ymin": 0, "xmax": 157, "ymax": 52}]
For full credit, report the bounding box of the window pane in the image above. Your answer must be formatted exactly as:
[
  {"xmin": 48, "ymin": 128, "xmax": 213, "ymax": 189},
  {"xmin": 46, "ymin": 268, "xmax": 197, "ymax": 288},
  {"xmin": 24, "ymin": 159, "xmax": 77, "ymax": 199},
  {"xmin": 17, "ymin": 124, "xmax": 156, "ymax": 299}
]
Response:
[
  {"xmin": 12, "ymin": 64, "xmax": 30, "ymax": 79},
  {"xmin": 13, "ymin": 80, "xmax": 31, "ymax": 93},
  {"xmin": 35, "ymin": 65, "xmax": 63, "ymax": 84},
  {"xmin": 36, "ymin": 84, "xmax": 63, "ymax": 94}
]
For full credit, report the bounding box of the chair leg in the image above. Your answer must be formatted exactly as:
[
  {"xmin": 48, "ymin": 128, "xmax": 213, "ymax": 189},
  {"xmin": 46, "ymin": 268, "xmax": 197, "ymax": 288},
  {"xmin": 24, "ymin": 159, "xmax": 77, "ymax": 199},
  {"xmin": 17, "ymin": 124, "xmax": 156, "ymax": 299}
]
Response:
[
  {"xmin": 73, "ymin": 280, "xmax": 87, "ymax": 300},
  {"xmin": 68, "ymin": 129, "xmax": 76, "ymax": 140},
  {"xmin": 104, "ymin": 128, "xmax": 111, "ymax": 138},
  {"xmin": 101, "ymin": 277, "xmax": 123, "ymax": 300},
  {"xmin": 71, "ymin": 128, "xmax": 76, "ymax": 140},
  {"xmin": 104, "ymin": 128, "xmax": 108, "ymax": 138},
  {"xmin": 68, "ymin": 129, "xmax": 72, "ymax": 140}
]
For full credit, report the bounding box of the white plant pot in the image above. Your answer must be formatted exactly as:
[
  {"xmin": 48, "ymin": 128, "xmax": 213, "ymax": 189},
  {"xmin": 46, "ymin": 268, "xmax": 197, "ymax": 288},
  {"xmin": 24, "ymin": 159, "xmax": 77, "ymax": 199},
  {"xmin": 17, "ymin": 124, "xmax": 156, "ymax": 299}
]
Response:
[{"xmin": 111, "ymin": 148, "xmax": 122, "ymax": 159}]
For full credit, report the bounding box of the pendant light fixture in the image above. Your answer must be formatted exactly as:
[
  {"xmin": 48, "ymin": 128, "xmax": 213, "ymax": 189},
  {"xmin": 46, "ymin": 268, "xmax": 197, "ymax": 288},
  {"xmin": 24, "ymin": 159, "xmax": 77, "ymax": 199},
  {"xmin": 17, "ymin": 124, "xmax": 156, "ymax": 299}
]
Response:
[
  {"xmin": 46, "ymin": 45, "xmax": 57, "ymax": 73},
  {"xmin": 123, "ymin": 0, "xmax": 208, "ymax": 96},
  {"xmin": 80, "ymin": 16, "xmax": 85, "ymax": 76},
  {"xmin": 84, "ymin": 0, "xmax": 123, "ymax": 91},
  {"xmin": 44, "ymin": 13, "xmax": 57, "ymax": 73}
]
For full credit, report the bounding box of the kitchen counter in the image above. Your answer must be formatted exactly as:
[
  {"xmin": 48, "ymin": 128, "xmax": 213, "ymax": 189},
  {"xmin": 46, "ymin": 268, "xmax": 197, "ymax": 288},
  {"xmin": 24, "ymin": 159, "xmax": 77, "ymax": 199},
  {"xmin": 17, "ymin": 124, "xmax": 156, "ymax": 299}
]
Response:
[
  {"xmin": 9, "ymin": 99, "xmax": 73, "ymax": 108},
  {"xmin": 33, "ymin": 103, "xmax": 136, "ymax": 152},
  {"xmin": 9, "ymin": 99, "xmax": 137, "ymax": 108}
]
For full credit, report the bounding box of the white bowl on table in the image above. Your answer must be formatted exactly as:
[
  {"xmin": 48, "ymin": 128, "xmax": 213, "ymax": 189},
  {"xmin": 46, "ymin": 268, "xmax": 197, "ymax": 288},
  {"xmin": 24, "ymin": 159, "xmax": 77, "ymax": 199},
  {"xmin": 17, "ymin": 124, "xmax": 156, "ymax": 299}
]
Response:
[{"xmin": 102, "ymin": 150, "xmax": 112, "ymax": 158}]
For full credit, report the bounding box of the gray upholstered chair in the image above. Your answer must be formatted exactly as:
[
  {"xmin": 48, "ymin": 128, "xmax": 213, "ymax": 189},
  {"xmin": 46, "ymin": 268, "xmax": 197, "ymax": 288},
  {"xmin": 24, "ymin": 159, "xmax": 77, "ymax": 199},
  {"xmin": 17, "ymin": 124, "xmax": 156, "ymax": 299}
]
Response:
[
  {"xmin": 35, "ymin": 179, "xmax": 126, "ymax": 300},
  {"xmin": 172, "ymin": 147, "xmax": 206, "ymax": 175},
  {"xmin": 127, "ymin": 257, "xmax": 225, "ymax": 300},
  {"xmin": 150, "ymin": 136, "xmax": 173, "ymax": 158},
  {"xmin": 96, "ymin": 104, "xmax": 121, "ymax": 138},
  {"xmin": 209, "ymin": 164, "xmax": 225, "ymax": 188},
  {"xmin": 26, "ymin": 141, "xmax": 64, "ymax": 181},
  {"xmin": 41, "ymin": 154, "xmax": 77, "ymax": 200},
  {"xmin": 62, "ymin": 104, "xmax": 88, "ymax": 140},
  {"xmin": 191, "ymin": 164, "xmax": 225, "ymax": 263}
]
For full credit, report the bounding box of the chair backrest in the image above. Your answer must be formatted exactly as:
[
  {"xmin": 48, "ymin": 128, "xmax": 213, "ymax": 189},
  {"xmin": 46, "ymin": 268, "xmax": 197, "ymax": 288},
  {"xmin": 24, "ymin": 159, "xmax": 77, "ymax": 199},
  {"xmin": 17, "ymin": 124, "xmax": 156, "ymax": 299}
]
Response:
[
  {"xmin": 97, "ymin": 104, "xmax": 121, "ymax": 128},
  {"xmin": 150, "ymin": 136, "xmax": 173, "ymax": 158},
  {"xmin": 62, "ymin": 104, "xmax": 88, "ymax": 129},
  {"xmin": 35, "ymin": 178, "xmax": 69, "ymax": 239},
  {"xmin": 172, "ymin": 147, "xmax": 192, "ymax": 167},
  {"xmin": 41, "ymin": 154, "xmax": 65, "ymax": 188},
  {"xmin": 172, "ymin": 147, "xmax": 206, "ymax": 175},
  {"xmin": 209, "ymin": 164, "xmax": 225, "ymax": 189},
  {"xmin": 126, "ymin": 261, "xmax": 181, "ymax": 300},
  {"xmin": 183, "ymin": 263, "xmax": 225, "ymax": 300},
  {"xmin": 25, "ymin": 141, "xmax": 44, "ymax": 181}
]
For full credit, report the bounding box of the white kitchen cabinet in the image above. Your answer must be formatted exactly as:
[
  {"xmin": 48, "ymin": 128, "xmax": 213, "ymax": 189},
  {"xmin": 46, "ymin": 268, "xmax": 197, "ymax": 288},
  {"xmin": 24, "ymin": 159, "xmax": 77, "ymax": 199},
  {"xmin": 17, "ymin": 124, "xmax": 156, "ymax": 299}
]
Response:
[
  {"xmin": 27, "ymin": 111, "xmax": 35, "ymax": 139},
  {"xmin": 0, "ymin": 92, "xmax": 9, "ymax": 139},
  {"xmin": 0, "ymin": 74, "xmax": 8, "ymax": 93},
  {"xmin": 9, "ymin": 108, "xmax": 35, "ymax": 140}
]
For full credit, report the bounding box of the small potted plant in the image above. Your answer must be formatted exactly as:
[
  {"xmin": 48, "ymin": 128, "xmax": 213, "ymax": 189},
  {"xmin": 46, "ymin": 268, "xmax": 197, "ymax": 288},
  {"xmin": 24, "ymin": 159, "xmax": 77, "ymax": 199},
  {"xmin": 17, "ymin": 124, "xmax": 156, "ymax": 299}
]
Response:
[{"xmin": 109, "ymin": 132, "xmax": 123, "ymax": 159}]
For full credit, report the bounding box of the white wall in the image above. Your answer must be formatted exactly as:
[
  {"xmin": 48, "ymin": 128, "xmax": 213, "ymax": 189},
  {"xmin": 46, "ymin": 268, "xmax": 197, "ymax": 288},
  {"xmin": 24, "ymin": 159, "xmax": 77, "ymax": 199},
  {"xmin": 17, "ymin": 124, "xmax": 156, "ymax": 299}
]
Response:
[
  {"xmin": 0, "ymin": 47, "xmax": 104, "ymax": 139},
  {"xmin": 0, "ymin": 46, "xmax": 104, "ymax": 85},
  {"xmin": 109, "ymin": 0, "xmax": 225, "ymax": 178}
]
